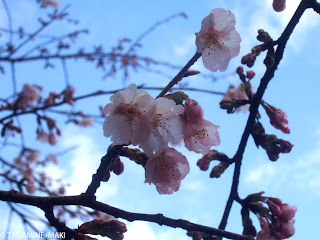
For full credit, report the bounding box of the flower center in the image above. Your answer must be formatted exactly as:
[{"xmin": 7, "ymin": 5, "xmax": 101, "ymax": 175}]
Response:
[
  {"xmin": 206, "ymin": 28, "xmax": 219, "ymax": 45},
  {"xmin": 192, "ymin": 128, "xmax": 209, "ymax": 143}
]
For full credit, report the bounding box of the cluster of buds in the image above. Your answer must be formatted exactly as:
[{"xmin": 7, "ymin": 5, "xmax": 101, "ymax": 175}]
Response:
[
  {"xmin": 78, "ymin": 219, "xmax": 127, "ymax": 240},
  {"xmin": 241, "ymin": 29, "xmax": 274, "ymax": 68},
  {"xmin": 38, "ymin": 0, "xmax": 60, "ymax": 9},
  {"xmin": 36, "ymin": 116, "xmax": 61, "ymax": 145},
  {"xmin": 102, "ymin": 156, "xmax": 124, "ymax": 182},
  {"xmin": 251, "ymin": 122, "xmax": 293, "ymax": 161},
  {"xmin": 220, "ymin": 66, "xmax": 254, "ymax": 113},
  {"xmin": 14, "ymin": 149, "xmax": 42, "ymax": 194},
  {"xmin": 44, "ymin": 87, "xmax": 75, "ymax": 106},
  {"xmin": 15, "ymin": 83, "xmax": 42, "ymax": 111},
  {"xmin": 257, "ymin": 198, "xmax": 297, "ymax": 239},
  {"xmin": 1, "ymin": 119, "xmax": 22, "ymax": 137},
  {"xmin": 241, "ymin": 192, "xmax": 297, "ymax": 240},
  {"xmin": 197, "ymin": 150, "xmax": 231, "ymax": 178}
]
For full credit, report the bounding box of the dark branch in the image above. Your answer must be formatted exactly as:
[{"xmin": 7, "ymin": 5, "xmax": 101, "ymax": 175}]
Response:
[{"xmin": 219, "ymin": 0, "xmax": 310, "ymax": 231}]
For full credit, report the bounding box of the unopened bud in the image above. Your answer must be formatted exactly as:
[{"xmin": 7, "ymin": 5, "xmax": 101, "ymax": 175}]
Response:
[
  {"xmin": 273, "ymin": 0, "xmax": 286, "ymax": 12},
  {"xmin": 246, "ymin": 70, "xmax": 255, "ymax": 80}
]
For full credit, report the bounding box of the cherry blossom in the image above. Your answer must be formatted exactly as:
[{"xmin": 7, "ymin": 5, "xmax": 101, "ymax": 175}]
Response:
[
  {"xmin": 184, "ymin": 120, "xmax": 220, "ymax": 154},
  {"xmin": 256, "ymin": 219, "xmax": 277, "ymax": 240},
  {"xmin": 222, "ymin": 84, "xmax": 249, "ymax": 113},
  {"xmin": 40, "ymin": 0, "xmax": 60, "ymax": 9},
  {"xmin": 20, "ymin": 83, "xmax": 41, "ymax": 108},
  {"xmin": 256, "ymin": 198, "xmax": 297, "ymax": 239},
  {"xmin": 26, "ymin": 151, "xmax": 41, "ymax": 163},
  {"xmin": 78, "ymin": 117, "xmax": 95, "ymax": 127},
  {"xmin": 103, "ymin": 84, "xmax": 155, "ymax": 145},
  {"xmin": 145, "ymin": 147, "xmax": 190, "ymax": 194},
  {"xmin": 183, "ymin": 98, "xmax": 220, "ymax": 154},
  {"xmin": 195, "ymin": 8, "xmax": 241, "ymax": 72},
  {"xmin": 36, "ymin": 129, "xmax": 49, "ymax": 143},
  {"xmin": 263, "ymin": 103, "xmax": 290, "ymax": 134},
  {"xmin": 183, "ymin": 98, "xmax": 204, "ymax": 123},
  {"xmin": 139, "ymin": 97, "xmax": 184, "ymax": 155}
]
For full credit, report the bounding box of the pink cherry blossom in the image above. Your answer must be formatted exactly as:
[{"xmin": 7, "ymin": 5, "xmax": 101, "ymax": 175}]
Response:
[
  {"xmin": 145, "ymin": 147, "xmax": 190, "ymax": 194},
  {"xmin": 139, "ymin": 98, "xmax": 184, "ymax": 155},
  {"xmin": 222, "ymin": 84, "xmax": 249, "ymax": 113},
  {"xmin": 40, "ymin": 0, "xmax": 60, "ymax": 9},
  {"xmin": 183, "ymin": 98, "xmax": 220, "ymax": 154},
  {"xmin": 256, "ymin": 219, "xmax": 277, "ymax": 240},
  {"xmin": 20, "ymin": 83, "xmax": 41, "ymax": 108},
  {"xmin": 273, "ymin": 0, "xmax": 286, "ymax": 12},
  {"xmin": 184, "ymin": 120, "xmax": 220, "ymax": 154},
  {"xmin": 103, "ymin": 84, "xmax": 155, "ymax": 145},
  {"xmin": 26, "ymin": 151, "xmax": 41, "ymax": 163},
  {"xmin": 265, "ymin": 198, "xmax": 297, "ymax": 239},
  {"xmin": 273, "ymin": 219, "xmax": 296, "ymax": 239},
  {"xmin": 263, "ymin": 104, "xmax": 290, "ymax": 134},
  {"xmin": 36, "ymin": 129, "xmax": 49, "ymax": 143},
  {"xmin": 78, "ymin": 117, "xmax": 95, "ymax": 127},
  {"xmin": 26, "ymin": 179, "xmax": 36, "ymax": 194},
  {"xmin": 183, "ymin": 98, "xmax": 204, "ymax": 123},
  {"xmin": 195, "ymin": 8, "xmax": 241, "ymax": 72}
]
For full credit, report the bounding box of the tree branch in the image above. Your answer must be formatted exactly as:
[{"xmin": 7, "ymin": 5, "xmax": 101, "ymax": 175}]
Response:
[{"xmin": 218, "ymin": 0, "xmax": 311, "ymax": 231}]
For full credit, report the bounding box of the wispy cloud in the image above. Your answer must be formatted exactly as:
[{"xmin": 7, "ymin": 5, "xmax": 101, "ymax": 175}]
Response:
[
  {"xmin": 59, "ymin": 125, "xmax": 118, "ymax": 198},
  {"xmin": 243, "ymin": 128, "xmax": 320, "ymax": 198}
]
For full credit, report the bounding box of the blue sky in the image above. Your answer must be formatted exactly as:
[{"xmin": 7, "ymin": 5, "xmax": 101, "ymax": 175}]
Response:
[{"xmin": 0, "ymin": 0, "xmax": 319, "ymax": 239}]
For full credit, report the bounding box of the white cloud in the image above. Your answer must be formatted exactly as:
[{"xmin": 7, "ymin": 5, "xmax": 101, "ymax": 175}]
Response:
[
  {"xmin": 125, "ymin": 222, "xmax": 156, "ymax": 240},
  {"xmin": 173, "ymin": 35, "xmax": 195, "ymax": 57},
  {"xmin": 59, "ymin": 126, "xmax": 118, "ymax": 198},
  {"xmin": 244, "ymin": 131, "xmax": 320, "ymax": 197}
]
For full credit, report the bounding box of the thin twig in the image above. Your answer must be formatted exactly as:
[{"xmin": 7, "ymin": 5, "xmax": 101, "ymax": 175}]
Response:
[
  {"xmin": 157, "ymin": 52, "xmax": 201, "ymax": 98},
  {"xmin": 1, "ymin": 0, "xmax": 13, "ymax": 44}
]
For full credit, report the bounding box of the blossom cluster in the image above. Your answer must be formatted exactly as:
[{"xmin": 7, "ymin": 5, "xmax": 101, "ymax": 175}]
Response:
[
  {"xmin": 103, "ymin": 84, "xmax": 220, "ymax": 194},
  {"xmin": 257, "ymin": 198, "xmax": 297, "ymax": 240}
]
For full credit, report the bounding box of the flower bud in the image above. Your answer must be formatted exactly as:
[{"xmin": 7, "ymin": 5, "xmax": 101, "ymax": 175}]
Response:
[{"xmin": 273, "ymin": 0, "xmax": 286, "ymax": 12}]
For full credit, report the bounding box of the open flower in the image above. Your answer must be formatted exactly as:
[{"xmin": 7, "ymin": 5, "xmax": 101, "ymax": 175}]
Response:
[
  {"xmin": 183, "ymin": 98, "xmax": 220, "ymax": 154},
  {"xmin": 145, "ymin": 147, "xmax": 190, "ymax": 194},
  {"xmin": 103, "ymin": 84, "xmax": 155, "ymax": 145},
  {"xmin": 19, "ymin": 83, "xmax": 41, "ymax": 108},
  {"xmin": 184, "ymin": 120, "xmax": 220, "ymax": 154},
  {"xmin": 139, "ymin": 98, "xmax": 184, "ymax": 155},
  {"xmin": 195, "ymin": 8, "xmax": 241, "ymax": 72},
  {"xmin": 222, "ymin": 84, "xmax": 249, "ymax": 113}
]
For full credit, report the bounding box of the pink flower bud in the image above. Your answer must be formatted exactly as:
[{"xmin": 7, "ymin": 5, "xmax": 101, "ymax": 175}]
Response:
[
  {"xmin": 111, "ymin": 157, "xmax": 124, "ymax": 175},
  {"xmin": 273, "ymin": 0, "xmax": 286, "ymax": 12},
  {"xmin": 263, "ymin": 103, "xmax": 290, "ymax": 134},
  {"xmin": 26, "ymin": 151, "xmax": 41, "ymax": 163},
  {"xmin": 48, "ymin": 132, "xmax": 57, "ymax": 145},
  {"xmin": 26, "ymin": 180, "xmax": 36, "ymax": 194},
  {"xmin": 37, "ymin": 129, "xmax": 49, "ymax": 143},
  {"xmin": 246, "ymin": 70, "xmax": 255, "ymax": 80},
  {"xmin": 183, "ymin": 98, "xmax": 204, "ymax": 123},
  {"xmin": 280, "ymin": 204, "xmax": 297, "ymax": 221}
]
